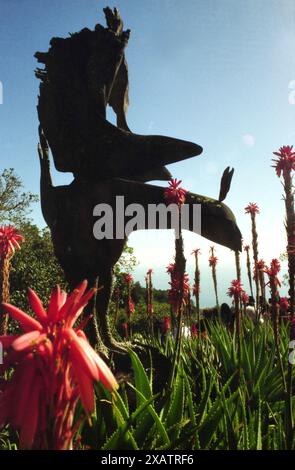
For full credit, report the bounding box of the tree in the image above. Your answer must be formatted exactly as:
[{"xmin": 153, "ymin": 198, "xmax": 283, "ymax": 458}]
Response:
[
  {"xmin": 0, "ymin": 168, "xmax": 38, "ymax": 225},
  {"xmin": 113, "ymin": 243, "xmax": 138, "ymax": 278},
  {"xmin": 10, "ymin": 222, "xmax": 67, "ymax": 312},
  {"xmin": 132, "ymin": 281, "xmax": 169, "ymax": 305}
]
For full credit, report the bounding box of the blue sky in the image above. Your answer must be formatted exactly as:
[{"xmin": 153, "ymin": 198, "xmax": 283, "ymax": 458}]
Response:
[{"xmin": 0, "ymin": 0, "xmax": 294, "ymax": 305}]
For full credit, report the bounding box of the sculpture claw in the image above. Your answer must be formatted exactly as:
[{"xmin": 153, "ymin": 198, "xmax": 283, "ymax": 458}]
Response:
[{"xmin": 218, "ymin": 166, "xmax": 234, "ymax": 202}]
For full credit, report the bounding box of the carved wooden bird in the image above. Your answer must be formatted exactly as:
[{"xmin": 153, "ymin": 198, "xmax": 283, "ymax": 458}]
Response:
[{"xmin": 35, "ymin": 8, "xmax": 242, "ymax": 351}]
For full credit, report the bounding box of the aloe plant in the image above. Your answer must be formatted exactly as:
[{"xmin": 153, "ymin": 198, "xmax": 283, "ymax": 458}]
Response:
[
  {"xmin": 73, "ymin": 324, "xmax": 295, "ymax": 451},
  {"xmin": 2, "ymin": 320, "xmax": 294, "ymax": 450}
]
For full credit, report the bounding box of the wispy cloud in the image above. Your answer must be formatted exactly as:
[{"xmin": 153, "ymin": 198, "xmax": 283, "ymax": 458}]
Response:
[{"xmin": 242, "ymin": 134, "xmax": 255, "ymax": 147}]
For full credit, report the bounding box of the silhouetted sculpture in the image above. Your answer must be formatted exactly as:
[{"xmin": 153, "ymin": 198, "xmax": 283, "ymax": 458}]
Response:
[
  {"xmin": 35, "ymin": 8, "xmax": 242, "ymax": 351},
  {"xmin": 35, "ymin": 7, "xmax": 201, "ymax": 181}
]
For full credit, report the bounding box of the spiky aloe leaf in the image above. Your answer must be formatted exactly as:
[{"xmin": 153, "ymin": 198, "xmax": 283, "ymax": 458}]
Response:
[
  {"xmin": 128, "ymin": 348, "xmax": 152, "ymax": 406},
  {"xmin": 159, "ymin": 421, "xmax": 198, "ymax": 450},
  {"xmin": 197, "ymin": 372, "xmax": 239, "ymax": 449},
  {"xmin": 102, "ymin": 392, "xmax": 159, "ymax": 450},
  {"xmin": 94, "ymin": 383, "xmax": 117, "ymax": 436},
  {"xmin": 253, "ymin": 330, "xmax": 265, "ymax": 381},
  {"xmin": 184, "ymin": 374, "xmax": 196, "ymax": 426},
  {"xmin": 164, "ymin": 371, "xmax": 185, "ymax": 441},
  {"xmin": 240, "ymin": 389, "xmax": 250, "ymax": 450},
  {"xmin": 256, "ymin": 395, "xmax": 262, "ymax": 450},
  {"xmin": 128, "ymin": 383, "xmax": 170, "ymax": 447},
  {"xmin": 120, "ymin": 383, "xmax": 130, "ymax": 415},
  {"xmin": 196, "ymin": 375, "xmax": 213, "ymax": 426},
  {"xmin": 113, "ymin": 389, "xmax": 129, "ymax": 422},
  {"xmin": 241, "ymin": 337, "xmax": 252, "ymax": 380},
  {"xmin": 220, "ymin": 385, "xmax": 239, "ymax": 449}
]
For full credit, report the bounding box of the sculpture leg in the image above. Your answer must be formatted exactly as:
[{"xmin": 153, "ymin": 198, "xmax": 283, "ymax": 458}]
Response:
[
  {"xmin": 83, "ymin": 277, "xmax": 104, "ymax": 350},
  {"xmin": 96, "ymin": 267, "xmax": 127, "ymax": 353}
]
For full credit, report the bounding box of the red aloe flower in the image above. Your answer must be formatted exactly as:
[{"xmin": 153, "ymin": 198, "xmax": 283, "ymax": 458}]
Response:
[
  {"xmin": 264, "ymin": 258, "xmax": 281, "ymax": 279},
  {"xmin": 245, "ymin": 204, "xmax": 261, "ymax": 315},
  {"xmin": 191, "ymin": 248, "xmax": 201, "ymax": 255},
  {"xmin": 124, "ymin": 273, "xmax": 134, "ymax": 320},
  {"xmin": 272, "ymin": 145, "xmax": 295, "ymax": 178},
  {"xmin": 124, "ymin": 273, "xmax": 133, "ymax": 285},
  {"xmin": 0, "ymin": 282, "xmax": 118, "ymax": 450},
  {"xmin": 255, "ymin": 259, "xmax": 266, "ymax": 272},
  {"xmin": 161, "ymin": 316, "xmax": 171, "ymax": 334},
  {"xmin": 191, "ymin": 323, "xmax": 198, "ymax": 338},
  {"xmin": 128, "ymin": 298, "xmax": 135, "ymax": 315},
  {"xmin": 272, "ymin": 146, "xmax": 295, "ymax": 318},
  {"xmin": 167, "ymin": 263, "xmax": 190, "ymax": 313},
  {"xmin": 208, "ymin": 247, "xmax": 219, "ymax": 308},
  {"xmin": 146, "ymin": 268, "xmax": 153, "ymax": 275},
  {"xmin": 209, "ymin": 255, "xmax": 218, "ymax": 267},
  {"xmin": 245, "ymin": 203, "xmax": 260, "ymax": 215},
  {"xmin": 264, "ymin": 259, "xmax": 282, "ymax": 350},
  {"xmin": 166, "ymin": 263, "xmax": 175, "ymax": 274},
  {"xmin": 280, "ymin": 297, "xmax": 289, "ymax": 313},
  {"xmin": 241, "ymin": 291, "xmax": 249, "ymax": 306},
  {"xmin": 164, "ymin": 179, "xmax": 187, "ymax": 206},
  {"xmin": 227, "ymin": 279, "xmax": 244, "ymax": 299},
  {"xmin": 0, "ymin": 226, "xmax": 24, "ymax": 335},
  {"xmin": 243, "ymin": 244, "xmax": 250, "ymax": 252},
  {"xmin": 0, "ymin": 225, "xmax": 24, "ymax": 258},
  {"xmin": 147, "ymin": 303, "xmax": 153, "ymax": 315},
  {"xmin": 254, "ymin": 259, "xmax": 267, "ymax": 305},
  {"xmin": 227, "ymin": 279, "xmax": 245, "ymax": 352},
  {"xmin": 272, "ymin": 146, "xmax": 295, "ymax": 447}
]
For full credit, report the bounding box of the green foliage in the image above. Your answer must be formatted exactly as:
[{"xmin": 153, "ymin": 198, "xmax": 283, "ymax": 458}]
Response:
[
  {"xmin": 0, "ymin": 168, "xmax": 38, "ymax": 225},
  {"xmin": 0, "ymin": 427, "xmax": 17, "ymax": 450},
  {"xmin": 132, "ymin": 282, "xmax": 169, "ymax": 304},
  {"xmin": 78, "ymin": 320, "xmax": 295, "ymax": 450},
  {"xmin": 113, "ymin": 244, "xmax": 138, "ymax": 278},
  {"xmin": 9, "ymin": 222, "xmax": 67, "ymax": 312},
  {"xmin": 2, "ymin": 320, "xmax": 294, "ymax": 450}
]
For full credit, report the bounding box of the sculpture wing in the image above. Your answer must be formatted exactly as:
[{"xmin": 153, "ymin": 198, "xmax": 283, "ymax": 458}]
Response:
[{"xmin": 103, "ymin": 179, "xmax": 242, "ymax": 252}]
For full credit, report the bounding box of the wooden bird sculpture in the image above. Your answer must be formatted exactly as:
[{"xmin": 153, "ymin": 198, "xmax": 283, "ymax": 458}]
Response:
[{"xmin": 35, "ymin": 8, "xmax": 242, "ymax": 351}]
